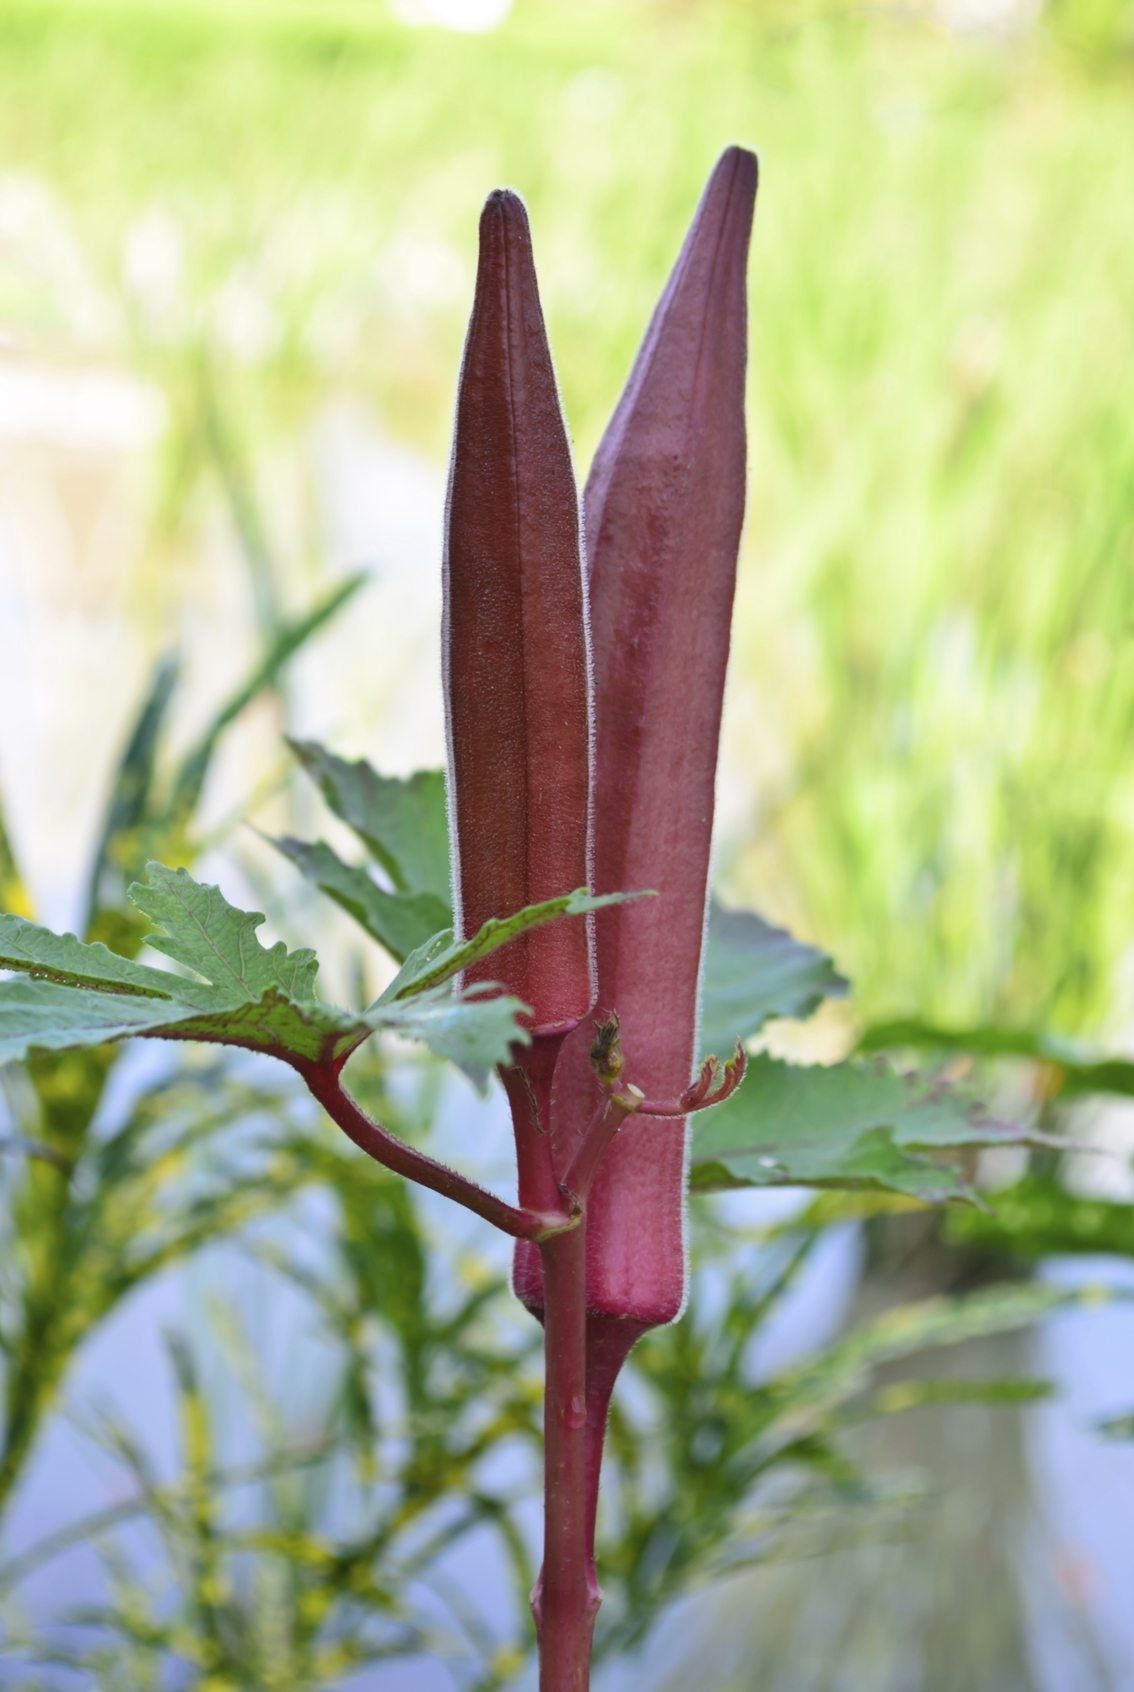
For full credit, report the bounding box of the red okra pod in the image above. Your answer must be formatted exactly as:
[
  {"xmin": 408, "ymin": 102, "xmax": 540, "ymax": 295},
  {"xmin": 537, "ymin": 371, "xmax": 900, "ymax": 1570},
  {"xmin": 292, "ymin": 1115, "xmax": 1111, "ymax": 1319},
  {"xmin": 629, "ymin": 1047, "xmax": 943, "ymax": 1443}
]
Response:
[
  {"xmin": 578, "ymin": 145, "xmax": 757, "ymax": 1322},
  {"xmin": 514, "ymin": 145, "xmax": 758, "ymax": 1341},
  {"xmin": 444, "ymin": 189, "xmax": 593, "ymax": 1039},
  {"xmin": 444, "ymin": 190, "xmax": 595, "ymax": 1223}
]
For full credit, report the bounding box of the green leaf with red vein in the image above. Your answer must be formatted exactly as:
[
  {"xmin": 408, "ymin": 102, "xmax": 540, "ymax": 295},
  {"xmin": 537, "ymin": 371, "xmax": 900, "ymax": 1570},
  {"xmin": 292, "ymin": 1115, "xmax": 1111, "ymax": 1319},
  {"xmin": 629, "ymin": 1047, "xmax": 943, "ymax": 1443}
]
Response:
[
  {"xmin": 688, "ymin": 1052, "xmax": 1043, "ymax": 1203},
  {"xmin": 0, "ymin": 866, "xmax": 639, "ymax": 1085},
  {"xmin": 0, "ymin": 865, "xmax": 527, "ymax": 1079}
]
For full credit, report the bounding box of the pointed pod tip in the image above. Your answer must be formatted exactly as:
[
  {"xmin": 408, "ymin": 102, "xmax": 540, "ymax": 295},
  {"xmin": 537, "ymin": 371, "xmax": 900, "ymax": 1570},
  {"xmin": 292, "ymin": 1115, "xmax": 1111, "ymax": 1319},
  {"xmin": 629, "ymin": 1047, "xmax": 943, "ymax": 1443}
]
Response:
[
  {"xmin": 717, "ymin": 143, "xmax": 759, "ymax": 177},
  {"xmin": 475, "ymin": 190, "xmax": 534, "ymax": 290},
  {"xmin": 706, "ymin": 144, "xmax": 759, "ymax": 210},
  {"xmin": 484, "ymin": 186, "xmax": 525, "ymax": 210},
  {"xmin": 479, "ymin": 186, "xmax": 531, "ymax": 242}
]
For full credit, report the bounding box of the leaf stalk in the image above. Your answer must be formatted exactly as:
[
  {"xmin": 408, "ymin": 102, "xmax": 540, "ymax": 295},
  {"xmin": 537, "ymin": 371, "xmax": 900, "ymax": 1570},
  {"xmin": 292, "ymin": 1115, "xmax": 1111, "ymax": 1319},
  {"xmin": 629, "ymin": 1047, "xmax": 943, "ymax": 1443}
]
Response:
[{"xmin": 298, "ymin": 1061, "xmax": 575, "ymax": 1243}]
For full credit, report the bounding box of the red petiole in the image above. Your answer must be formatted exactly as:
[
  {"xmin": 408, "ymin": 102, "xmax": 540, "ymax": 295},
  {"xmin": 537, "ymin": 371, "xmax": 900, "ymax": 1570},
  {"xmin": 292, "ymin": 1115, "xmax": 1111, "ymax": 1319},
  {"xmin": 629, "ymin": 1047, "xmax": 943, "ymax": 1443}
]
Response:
[{"xmin": 297, "ymin": 1058, "xmax": 577, "ymax": 1243}]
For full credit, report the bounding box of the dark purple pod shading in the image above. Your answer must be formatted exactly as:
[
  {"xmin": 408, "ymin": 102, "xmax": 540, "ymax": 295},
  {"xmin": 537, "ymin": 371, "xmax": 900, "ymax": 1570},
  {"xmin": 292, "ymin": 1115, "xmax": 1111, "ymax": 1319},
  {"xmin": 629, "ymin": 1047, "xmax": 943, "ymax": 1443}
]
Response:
[{"xmin": 443, "ymin": 189, "xmax": 593, "ymax": 1037}]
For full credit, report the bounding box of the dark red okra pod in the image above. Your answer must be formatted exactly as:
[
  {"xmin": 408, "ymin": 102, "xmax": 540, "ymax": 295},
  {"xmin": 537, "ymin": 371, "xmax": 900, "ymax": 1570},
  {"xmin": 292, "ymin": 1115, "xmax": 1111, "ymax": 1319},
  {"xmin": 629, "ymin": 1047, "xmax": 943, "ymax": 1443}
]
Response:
[{"xmin": 444, "ymin": 190, "xmax": 594, "ymax": 1205}]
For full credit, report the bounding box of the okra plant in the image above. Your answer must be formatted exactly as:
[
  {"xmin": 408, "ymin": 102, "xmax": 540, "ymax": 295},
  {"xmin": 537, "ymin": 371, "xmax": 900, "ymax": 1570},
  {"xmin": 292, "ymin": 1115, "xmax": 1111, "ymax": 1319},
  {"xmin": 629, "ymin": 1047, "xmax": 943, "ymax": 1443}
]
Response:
[{"xmin": 0, "ymin": 150, "xmax": 1034, "ymax": 1690}]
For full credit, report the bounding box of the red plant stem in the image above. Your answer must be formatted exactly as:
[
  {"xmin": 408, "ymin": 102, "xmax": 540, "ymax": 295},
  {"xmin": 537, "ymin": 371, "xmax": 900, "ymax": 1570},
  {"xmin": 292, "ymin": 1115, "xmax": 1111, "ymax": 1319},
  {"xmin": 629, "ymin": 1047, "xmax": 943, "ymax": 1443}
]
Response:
[
  {"xmin": 526, "ymin": 1078, "xmax": 638, "ymax": 1687},
  {"xmin": 304, "ymin": 1056, "xmax": 610, "ymax": 1684},
  {"xmin": 559, "ymin": 1090, "xmax": 639, "ymax": 1208},
  {"xmin": 298, "ymin": 1061, "xmax": 574, "ymax": 1243},
  {"xmin": 582, "ymin": 1314, "xmax": 644, "ymax": 1579},
  {"xmin": 535, "ymin": 1216, "xmax": 598, "ymax": 1691},
  {"xmin": 501, "ymin": 1034, "xmax": 573, "ymax": 1226}
]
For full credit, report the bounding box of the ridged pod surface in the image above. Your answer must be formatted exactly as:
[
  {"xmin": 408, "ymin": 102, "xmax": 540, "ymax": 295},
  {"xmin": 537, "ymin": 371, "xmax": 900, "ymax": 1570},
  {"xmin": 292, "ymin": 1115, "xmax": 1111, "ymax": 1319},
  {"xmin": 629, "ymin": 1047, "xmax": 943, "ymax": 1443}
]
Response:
[
  {"xmin": 444, "ymin": 190, "xmax": 593, "ymax": 1040},
  {"xmin": 514, "ymin": 148, "xmax": 758, "ymax": 1351}
]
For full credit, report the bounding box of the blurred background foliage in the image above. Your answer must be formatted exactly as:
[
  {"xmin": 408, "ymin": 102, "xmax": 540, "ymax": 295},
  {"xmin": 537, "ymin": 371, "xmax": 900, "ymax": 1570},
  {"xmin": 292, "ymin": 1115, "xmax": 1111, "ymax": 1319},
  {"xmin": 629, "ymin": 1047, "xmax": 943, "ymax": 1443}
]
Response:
[
  {"xmin": 2, "ymin": 0, "xmax": 1130, "ymax": 1037},
  {"xmin": 0, "ymin": 0, "xmax": 1132, "ymax": 1686}
]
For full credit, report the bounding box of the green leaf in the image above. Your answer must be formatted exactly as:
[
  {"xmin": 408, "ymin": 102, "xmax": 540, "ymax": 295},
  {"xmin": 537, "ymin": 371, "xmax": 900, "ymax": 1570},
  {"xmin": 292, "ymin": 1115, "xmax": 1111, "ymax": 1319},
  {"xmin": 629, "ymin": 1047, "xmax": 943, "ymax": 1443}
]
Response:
[
  {"xmin": 1097, "ymin": 1412, "xmax": 1134, "ymax": 1441},
  {"xmin": 0, "ymin": 978, "xmax": 203, "ymax": 1066},
  {"xmin": 169, "ymin": 575, "xmax": 366, "ymax": 819},
  {"xmin": 128, "ymin": 863, "xmax": 321, "ymax": 1002},
  {"xmin": 859, "ymin": 1018, "xmax": 1134, "ymax": 1099},
  {"xmin": 699, "ymin": 900, "xmax": 847, "ymax": 1055},
  {"xmin": 85, "ymin": 654, "xmax": 180, "ymax": 929},
  {"xmin": 0, "ymin": 911, "xmax": 181, "ymax": 997},
  {"xmin": 765, "ymin": 1280, "xmax": 1125, "ymax": 1443},
  {"xmin": 269, "ymin": 835, "xmax": 451, "ymax": 963},
  {"xmin": 380, "ymin": 887, "xmax": 645, "ymax": 1002},
  {"xmin": 946, "ymin": 1178, "xmax": 1134, "ymax": 1258},
  {"xmin": 288, "ymin": 740, "xmax": 451, "ymax": 904},
  {"xmin": 688, "ymin": 1053, "xmax": 1039, "ymax": 1203},
  {"xmin": 848, "ymin": 1377, "xmax": 1054, "ymax": 1418},
  {"xmin": 0, "ymin": 1131, "xmax": 72, "ymax": 1169},
  {"xmin": 0, "ymin": 866, "xmax": 529, "ymax": 1078},
  {"xmin": 381, "ymin": 981, "xmax": 529, "ymax": 1085}
]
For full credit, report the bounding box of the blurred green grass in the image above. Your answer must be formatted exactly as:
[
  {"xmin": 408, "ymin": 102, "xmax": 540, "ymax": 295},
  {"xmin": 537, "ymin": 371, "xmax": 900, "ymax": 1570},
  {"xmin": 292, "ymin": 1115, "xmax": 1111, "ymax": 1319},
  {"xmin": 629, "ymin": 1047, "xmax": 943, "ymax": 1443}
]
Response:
[{"xmin": 1, "ymin": 0, "xmax": 1130, "ymax": 1040}]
